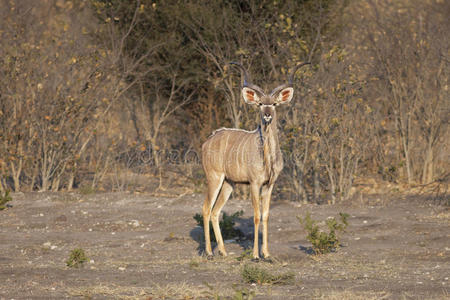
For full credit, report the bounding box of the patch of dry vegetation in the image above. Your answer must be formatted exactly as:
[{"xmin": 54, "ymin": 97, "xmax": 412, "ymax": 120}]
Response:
[
  {"xmin": 241, "ymin": 263, "xmax": 296, "ymax": 285},
  {"xmin": 312, "ymin": 290, "xmax": 391, "ymax": 300},
  {"xmin": 1, "ymin": 0, "xmax": 447, "ymax": 203}
]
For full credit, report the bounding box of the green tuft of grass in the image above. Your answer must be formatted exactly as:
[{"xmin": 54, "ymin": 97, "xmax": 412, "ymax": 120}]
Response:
[
  {"xmin": 66, "ymin": 248, "xmax": 88, "ymax": 268},
  {"xmin": 189, "ymin": 258, "xmax": 201, "ymax": 269},
  {"xmin": 194, "ymin": 210, "xmax": 244, "ymax": 242},
  {"xmin": 0, "ymin": 190, "xmax": 12, "ymax": 210},
  {"xmin": 241, "ymin": 263, "xmax": 295, "ymax": 285},
  {"xmin": 236, "ymin": 249, "xmax": 253, "ymax": 262},
  {"xmin": 232, "ymin": 287, "xmax": 255, "ymax": 300},
  {"xmin": 298, "ymin": 212, "xmax": 349, "ymax": 255}
]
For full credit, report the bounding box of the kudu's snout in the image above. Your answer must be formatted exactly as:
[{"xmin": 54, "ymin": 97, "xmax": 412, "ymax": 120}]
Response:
[{"xmin": 263, "ymin": 113, "xmax": 273, "ymax": 125}]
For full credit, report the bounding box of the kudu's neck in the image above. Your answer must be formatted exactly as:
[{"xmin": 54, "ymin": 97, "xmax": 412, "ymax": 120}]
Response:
[
  {"xmin": 259, "ymin": 111, "xmax": 281, "ymax": 183},
  {"xmin": 259, "ymin": 112, "xmax": 281, "ymax": 161},
  {"xmin": 261, "ymin": 113, "xmax": 279, "ymax": 140}
]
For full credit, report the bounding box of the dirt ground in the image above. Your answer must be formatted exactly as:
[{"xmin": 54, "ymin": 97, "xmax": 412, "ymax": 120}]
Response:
[{"xmin": 0, "ymin": 191, "xmax": 449, "ymax": 299}]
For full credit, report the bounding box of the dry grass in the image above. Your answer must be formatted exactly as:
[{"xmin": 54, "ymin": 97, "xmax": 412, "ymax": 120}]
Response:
[
  {"xmin": 67, "ymin": 284, "xmax": 150, "ymax": 299},
  {"xmin": 422, "ymin": 210, "xmax": 450, "ymax": 224},
  {"xmin": 150, "ymin": 282, "xmax": 218, "ymax": 299},
  {"xmin": 67, "ymin": 282, "xmax": 227, "ymax": 299},
  {"xmin": 312, "ymin": 289, "xmax": 449, "ymax": 300},
  {"xmin": 312, "ymin": 289, "xmax": 391, "ymax": 300}
]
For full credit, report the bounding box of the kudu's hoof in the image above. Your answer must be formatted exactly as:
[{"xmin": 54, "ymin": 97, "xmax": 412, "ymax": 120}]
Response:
[
  {"xmin": 251, "ymin": 257, "xmax": 260, "ymax": 263},
  {"xmin": 206, "ymin": 254, "xmax": 214, "ymax": 260},
  {"xmin": 262, "ymin": 257, "xmax": 273, "ymax": 264}
]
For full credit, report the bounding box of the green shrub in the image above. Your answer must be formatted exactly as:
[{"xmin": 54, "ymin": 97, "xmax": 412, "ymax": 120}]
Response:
[
  {"xmin": 298, "ymin": 212, "xmax": 349, "ymax": 255},
  {"xmin": 241, "ymin": 263, "xmax": 295, "ymax": 285},
  {"xmin": 79, "ymin": 185, "xmax": 96, "ymax": 195},
  {"xmin": 194, "ymin": 210, "xmax": 244, "ymax": 242},
  {"xmin": 66, "ymin": 248, "xmax": 88, "ymax": 268},
  {"xmin": 0, "ymin": 190, "xmax": 12, "ymax": 211}
]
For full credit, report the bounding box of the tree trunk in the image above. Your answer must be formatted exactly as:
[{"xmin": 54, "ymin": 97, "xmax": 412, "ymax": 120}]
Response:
[
  {"xmin": 292, "ymin": 165, "xmax": 307, "ymax": 203},
  {"xmin": 10, "ymin": 160, "xmax": 22, "ymax": 192},
  {"xmin": 67, "ymin": 162, "xmax": 77, "ymax": 191},
  {"xmin": 401, "ymin": 133, "xmax": 413, "ymax": 185},
  {"xmin": 422, "ymin": 141, "xmax": 434, "ymax": 184},
  {"xmin": 326, "ymin": 160, "xmax": 336, "ymax": 205},
  {"xmin": 313, "ymin": 157, "xmax": 321, "ymax": 202}
]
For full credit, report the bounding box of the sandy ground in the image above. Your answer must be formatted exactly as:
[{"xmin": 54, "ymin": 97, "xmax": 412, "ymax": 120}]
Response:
[{"xmin": 0, "ymin": 191, "xmax": 449, "ymax": 299}]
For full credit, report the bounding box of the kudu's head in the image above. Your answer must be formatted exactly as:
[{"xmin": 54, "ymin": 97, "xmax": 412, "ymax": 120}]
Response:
[{"xmin": 230, "ymin": 62, "xmax": 310, "ymax": 127}]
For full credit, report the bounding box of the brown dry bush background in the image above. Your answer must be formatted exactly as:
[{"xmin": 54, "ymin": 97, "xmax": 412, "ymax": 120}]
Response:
[{"xmin": 0, "ymin": 0, "xmax": 448, "ymax": 203}]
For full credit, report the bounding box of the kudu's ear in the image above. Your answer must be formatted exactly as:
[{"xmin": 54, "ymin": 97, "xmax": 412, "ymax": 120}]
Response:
[
  {"xmin": 275, "ymin": 87, "xmax": 294, "ymax": 105},
  {"xmin": 242, "ymin": 87, "xmax": 261, "ymax": 105}
]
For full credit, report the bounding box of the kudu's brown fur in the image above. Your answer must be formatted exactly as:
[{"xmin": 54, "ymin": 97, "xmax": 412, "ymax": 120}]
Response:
[{"xmin": 201, "ymin": 62, "xmax": 309, "ymax": 260}]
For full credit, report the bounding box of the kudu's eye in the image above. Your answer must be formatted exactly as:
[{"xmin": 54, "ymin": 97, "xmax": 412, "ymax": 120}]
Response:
[{"xmin": 258, "ymin": 103, "xmax": 263, "ymax": 106}]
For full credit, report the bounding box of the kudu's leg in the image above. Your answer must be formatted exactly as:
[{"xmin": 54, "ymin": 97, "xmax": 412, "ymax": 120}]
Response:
[
  {"xmin": 210, "ymin": 180, "xmax": 233, "ymax": 256},
  {"xmin": 202, "ymin": 174, "xmax": 225, "ymax": 258},
  {"xmin": 261, "ymin": 184, "xmax": 274, "ymax": 259},
  {"xmin": 250, "ymin": 183, "xmax": 262, "ymax": 260}
]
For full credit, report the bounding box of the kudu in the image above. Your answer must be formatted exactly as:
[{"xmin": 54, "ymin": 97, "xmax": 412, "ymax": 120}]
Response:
[{"xmin": 201, "ymin": 62, "xmax": 309, "ymax": 260}]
